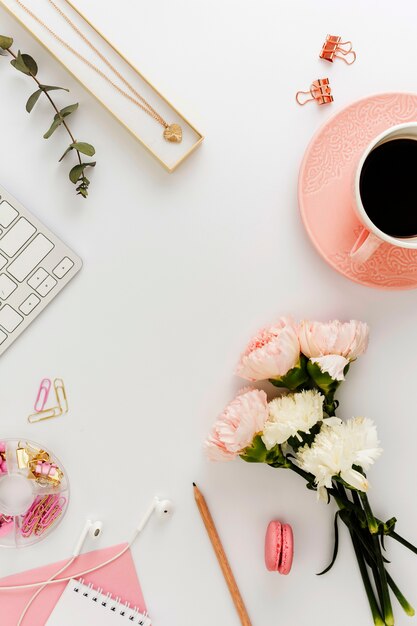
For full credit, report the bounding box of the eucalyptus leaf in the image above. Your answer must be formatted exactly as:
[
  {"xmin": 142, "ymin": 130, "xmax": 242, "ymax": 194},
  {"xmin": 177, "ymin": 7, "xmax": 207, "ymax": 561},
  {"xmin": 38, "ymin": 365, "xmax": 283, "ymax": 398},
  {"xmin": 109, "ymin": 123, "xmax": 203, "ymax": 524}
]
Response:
[
  {"xmin": 26, "ymin": 85, "xmax": 69, "ymax": 114},
  {"xmin": 10, "ymin": 50, "xmax": 30, "ymax": 74},
  {"xmin": 40, "ymin": 85, "xmax": 69, "ymax": 93},
  {"xmin": 43, "ymin": 116, "xmax": 63, "ymax": 139},
  {"xmin": 59, "ymin": 103, "xmax": 79, "ymax": 118},
  {"xmin": 21, "ymin": 53, "xmax": 38, "ymax": 76},
  {"xmin": 69, "ymin": 161, "xmax": 95, "ymax": 184},
  {"xmin": 0, "ymin": 35, "xmax": 13, "ymax": 50},
  {"xmin": 26, "ymin": 89, "xmax": 42, "ymax": 113},
  {"xmin": 59, "ymin": 145, "xmax": 73, "ymax": 162},
  {"xmin": 70, "ymin": 142, "xmax": 95, "ymax": 157}
]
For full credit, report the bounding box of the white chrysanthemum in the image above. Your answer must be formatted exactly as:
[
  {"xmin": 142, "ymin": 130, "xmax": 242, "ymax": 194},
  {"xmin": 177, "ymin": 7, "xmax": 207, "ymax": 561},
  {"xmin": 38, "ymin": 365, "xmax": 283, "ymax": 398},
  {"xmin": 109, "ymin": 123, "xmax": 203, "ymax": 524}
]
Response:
[
  {"xmin": 262, "ymin": 390, "xmax": 326, "ymax": 449},
  {"xmin": 295, "ymin": 417, "xmax": 382, "ymax": 495}
]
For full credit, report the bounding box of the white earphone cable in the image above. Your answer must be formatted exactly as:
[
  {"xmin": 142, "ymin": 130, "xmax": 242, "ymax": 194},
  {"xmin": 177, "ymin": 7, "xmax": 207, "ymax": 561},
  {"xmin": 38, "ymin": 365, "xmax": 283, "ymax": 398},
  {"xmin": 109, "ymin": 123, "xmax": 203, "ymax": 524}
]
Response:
[
  {"xmin": 17, "ymin": 556, "xmax": 76, "ymax": 625},
  {"xmin": 0, "ymin": 500, "xmax": 157, "ymax": 592}
]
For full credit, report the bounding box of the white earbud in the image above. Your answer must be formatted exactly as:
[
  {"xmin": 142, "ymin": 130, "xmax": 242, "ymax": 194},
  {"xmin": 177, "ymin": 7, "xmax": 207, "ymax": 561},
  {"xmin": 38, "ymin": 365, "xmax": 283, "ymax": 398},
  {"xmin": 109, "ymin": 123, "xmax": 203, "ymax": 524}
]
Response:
[
  {"xmin": 155, "ymin": 498, "xmax": 174, "ymax": 518},
  {"xmin": 134, "ymin": 496, "xmax": 173, "ymax": 537},
  {"xmin": 72, "ymin": 519, "xmax": 103, "ymax": 556}
]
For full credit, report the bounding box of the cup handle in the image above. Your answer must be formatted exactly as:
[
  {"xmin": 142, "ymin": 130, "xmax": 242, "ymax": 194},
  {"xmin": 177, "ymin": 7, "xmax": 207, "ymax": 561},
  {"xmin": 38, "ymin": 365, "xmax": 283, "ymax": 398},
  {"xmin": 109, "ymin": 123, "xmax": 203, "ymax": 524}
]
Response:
[{"xmin": 349, "ymin": 228, "xmax": 382, "ymax": 263}]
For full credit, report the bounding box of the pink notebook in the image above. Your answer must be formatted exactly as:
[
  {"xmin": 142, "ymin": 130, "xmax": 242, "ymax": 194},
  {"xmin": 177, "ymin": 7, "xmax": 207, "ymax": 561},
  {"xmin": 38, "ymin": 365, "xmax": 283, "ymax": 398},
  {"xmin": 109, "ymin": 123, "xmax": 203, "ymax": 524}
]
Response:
[{"xmin": 0, "ymin": 543, "xmax": 147, "ymax": 626}]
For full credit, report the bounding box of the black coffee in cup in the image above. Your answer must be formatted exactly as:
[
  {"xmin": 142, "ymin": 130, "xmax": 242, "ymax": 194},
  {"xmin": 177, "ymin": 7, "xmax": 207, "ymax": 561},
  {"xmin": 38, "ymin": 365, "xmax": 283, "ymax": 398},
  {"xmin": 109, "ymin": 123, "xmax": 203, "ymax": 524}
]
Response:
[{"xmin": 359, "ymin": 138, "xmax": 417, "ymax": 238}]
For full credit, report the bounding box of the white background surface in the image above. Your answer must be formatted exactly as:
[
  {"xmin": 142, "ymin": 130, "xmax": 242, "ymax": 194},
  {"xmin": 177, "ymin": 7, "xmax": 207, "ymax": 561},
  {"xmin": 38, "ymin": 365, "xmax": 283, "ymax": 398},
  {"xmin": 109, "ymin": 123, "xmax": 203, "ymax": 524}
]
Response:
[{"xmin": 0, "ymin": 1, "xmax": 417, "ymax": 625}]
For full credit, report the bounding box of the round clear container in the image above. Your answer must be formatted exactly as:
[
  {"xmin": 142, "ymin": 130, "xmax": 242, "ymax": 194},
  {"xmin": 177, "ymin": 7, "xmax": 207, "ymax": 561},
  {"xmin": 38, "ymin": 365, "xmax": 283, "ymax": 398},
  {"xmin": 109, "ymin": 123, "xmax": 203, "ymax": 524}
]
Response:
[{"xmin": 0, "ymin": 438, "xmax": 69, "ymax": 548}]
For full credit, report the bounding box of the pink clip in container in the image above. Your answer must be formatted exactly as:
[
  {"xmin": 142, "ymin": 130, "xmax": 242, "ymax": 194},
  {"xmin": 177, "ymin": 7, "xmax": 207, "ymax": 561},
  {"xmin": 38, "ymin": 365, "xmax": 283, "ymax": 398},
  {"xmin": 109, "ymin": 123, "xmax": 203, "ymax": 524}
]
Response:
[{"xmin": 0, "ymin": 438, "xmax": 69, "ymax": 548}]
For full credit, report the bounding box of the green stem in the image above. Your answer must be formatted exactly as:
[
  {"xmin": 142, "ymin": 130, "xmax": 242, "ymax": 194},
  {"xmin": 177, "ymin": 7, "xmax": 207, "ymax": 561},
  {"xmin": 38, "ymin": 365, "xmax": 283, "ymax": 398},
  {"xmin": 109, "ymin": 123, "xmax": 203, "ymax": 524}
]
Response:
[
  {"xmin": 350, "ymin": 527, "xmax": 385, "ymax": 626},
  {"xmin": 286, "ymin": 459, "xmax": 315, "ymax": 483},
  {"xmin": 389, "ymin": 531, "xmax": 417, "ymax": 556},
  {"xmin": 386, "ymin": 572, "xmax": 415, "ymax": 617},
  {"xmin": 360, "ymin": 491, "xmax": 379, "ymax": 535},
  {"xmin": 6, "ymin": 47, "xmax": 82, "ymax": 166},
  {"xmin": 361, "ymin": 494, "xmax": 394, "ymax": 626}
]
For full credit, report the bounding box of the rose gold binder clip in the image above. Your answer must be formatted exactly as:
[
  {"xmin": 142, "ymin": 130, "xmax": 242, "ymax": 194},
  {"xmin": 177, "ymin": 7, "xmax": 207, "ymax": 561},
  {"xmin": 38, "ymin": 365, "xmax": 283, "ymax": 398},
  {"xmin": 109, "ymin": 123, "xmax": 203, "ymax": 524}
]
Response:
[
  {"xmin": 296, "ymin": 78, "xmax": 333, "ymax": 106},
  {"xmin": 320, "ymin": 35, "xmax": 356, "ymax": 65}
]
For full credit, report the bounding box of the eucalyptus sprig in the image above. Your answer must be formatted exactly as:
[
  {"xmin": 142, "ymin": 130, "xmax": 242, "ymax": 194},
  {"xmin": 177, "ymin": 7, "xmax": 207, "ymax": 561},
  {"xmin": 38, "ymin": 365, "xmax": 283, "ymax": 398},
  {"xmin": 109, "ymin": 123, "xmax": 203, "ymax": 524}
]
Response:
[{"xmin": 0, "ymin": 35, "xmax": 96, "ymax": 198}]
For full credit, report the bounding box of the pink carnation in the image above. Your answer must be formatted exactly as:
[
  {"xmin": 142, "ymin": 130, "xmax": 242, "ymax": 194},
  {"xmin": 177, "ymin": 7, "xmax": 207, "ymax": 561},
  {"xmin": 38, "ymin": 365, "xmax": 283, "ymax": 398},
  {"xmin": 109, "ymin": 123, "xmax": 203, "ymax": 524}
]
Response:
[
  {"xmin": 205, "ymin": 389, "xmax": 269, "ymax": 461},
  {"xmin": 236, "ymin": 317, "xmax": 300, "ymax": 381},
  {"xmin": 299, "ymin": 320, "xmax": 369, "ymax": 381}
]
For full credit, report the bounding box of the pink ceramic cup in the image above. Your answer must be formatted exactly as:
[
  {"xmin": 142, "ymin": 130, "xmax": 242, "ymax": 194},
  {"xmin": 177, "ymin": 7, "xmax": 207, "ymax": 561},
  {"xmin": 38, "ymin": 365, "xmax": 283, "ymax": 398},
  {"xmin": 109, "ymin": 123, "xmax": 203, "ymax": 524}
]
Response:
[{"xmin": 351, "ymin": 122, "xmax": 417, "ymax": 263}]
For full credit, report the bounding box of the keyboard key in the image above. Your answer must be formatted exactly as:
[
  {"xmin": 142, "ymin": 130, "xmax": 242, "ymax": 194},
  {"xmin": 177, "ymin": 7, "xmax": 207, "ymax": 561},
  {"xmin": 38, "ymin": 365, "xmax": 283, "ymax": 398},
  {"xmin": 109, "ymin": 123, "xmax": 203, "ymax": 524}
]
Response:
[
  {"xmin": 0, "ymin": 218, "xmax": 35, "ymax": 257},
  {"xmin": 0, "ymin": 329, "xmax": 6, "ymax": 345},
  {"xmin": 7, "ymin": 234, "xmax": 54, "ymax": 282},
  {"xmin": 53, "ymin": 257, "xmax": 74, "ymax": 279},
  {"xmin": 36, "ymin": 276, "xmax": 57, "ymax": 297},
  {"xmin": 27, "ymin": 267, "xmax": 48, "ymax": 289},
  {"xmin": 0, "ymin": 274, "xmax": 17, "ymax": 300},
  {"xmin": 0, "ymin": 201, "xmax": 18, "ymax": 228},
  {"xmin": 19, "ymin": 293, "xmax": 40, "ymax": 315},
  {"xmin": 0, "ymin": 254, "xmax": 7, "ymax": 271},
  {"xmin": 0, "ymin": 305, "xmax": 23, "ymax": 332}
]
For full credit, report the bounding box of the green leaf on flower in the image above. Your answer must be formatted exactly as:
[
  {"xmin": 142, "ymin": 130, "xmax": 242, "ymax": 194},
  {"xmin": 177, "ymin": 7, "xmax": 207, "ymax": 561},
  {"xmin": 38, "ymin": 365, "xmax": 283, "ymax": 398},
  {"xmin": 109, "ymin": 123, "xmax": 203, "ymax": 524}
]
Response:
[
  {"xmin": 0, "ymin": 35, "xmax": 13, "ymax": 50},
  {"xmin": 69, "ymin": 161, "xmax": 95, "ymax": 184},
  {"xmin": 317, "ymin": 511, "xmax": 341, "ymax": 575},
  {"xmin": 26, "ymin": 85, "xmax": 69, "ymax": 113},
  {"xmin": 287, "ymin": 422, "xmax": 321, "ymax": 452},
  {"xmin": 269, "ymin": 354, "xmax": 309, "ymax": 391},
  {"xmin": 240, "ymin": 435, "xmax": 268, "ymax": 463},
  {"xmin": 306, "ymin": 360, "xmax": 342, "ymax": 404},
  {"xmin": 240, "ymin": 435, "xmax": 286, "ymax": 466},
  {"xmin": 69, "ymin": 142, "xmax": 95, "ymax": 157}
]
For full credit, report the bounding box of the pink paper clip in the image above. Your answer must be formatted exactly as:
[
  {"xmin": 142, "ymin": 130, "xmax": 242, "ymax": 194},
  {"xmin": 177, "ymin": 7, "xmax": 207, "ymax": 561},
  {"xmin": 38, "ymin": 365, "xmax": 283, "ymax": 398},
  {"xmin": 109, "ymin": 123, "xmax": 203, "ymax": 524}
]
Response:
[{"xmin": 34, "ymin": 378, "xmax": 52, "ymax": 412}]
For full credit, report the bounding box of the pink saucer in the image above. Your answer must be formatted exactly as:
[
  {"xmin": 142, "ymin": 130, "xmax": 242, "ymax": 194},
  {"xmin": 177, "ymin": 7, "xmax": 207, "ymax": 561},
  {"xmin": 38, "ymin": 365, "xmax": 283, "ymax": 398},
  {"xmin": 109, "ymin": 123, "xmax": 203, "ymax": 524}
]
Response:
[{"xmin": 299, "ymin": 92, "xmax": 417, "ymax": 289}]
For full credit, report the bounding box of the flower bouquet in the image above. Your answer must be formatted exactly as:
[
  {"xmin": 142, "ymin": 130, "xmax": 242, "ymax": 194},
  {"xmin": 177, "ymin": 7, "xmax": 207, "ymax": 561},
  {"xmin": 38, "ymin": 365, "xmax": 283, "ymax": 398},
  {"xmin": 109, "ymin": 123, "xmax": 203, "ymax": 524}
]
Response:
[{"xmin": 206, "ymin": 317, "xmax": 417, "ymax": 626}]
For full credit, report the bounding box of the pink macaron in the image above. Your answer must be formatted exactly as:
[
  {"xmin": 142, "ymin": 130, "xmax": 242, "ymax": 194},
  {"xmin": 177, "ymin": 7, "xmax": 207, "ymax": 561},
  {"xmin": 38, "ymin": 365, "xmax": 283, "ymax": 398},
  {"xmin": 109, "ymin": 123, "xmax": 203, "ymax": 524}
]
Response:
[{"xmin": 265, "ymin": 520, "xmax": 294, "ymax": 575}]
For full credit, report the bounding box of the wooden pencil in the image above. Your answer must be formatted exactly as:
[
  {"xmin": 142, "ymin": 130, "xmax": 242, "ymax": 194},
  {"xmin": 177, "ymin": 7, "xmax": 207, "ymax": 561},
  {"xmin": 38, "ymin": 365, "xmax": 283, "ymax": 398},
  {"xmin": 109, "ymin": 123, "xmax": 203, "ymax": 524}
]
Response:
[{"xmin": 193, "ymin": 483, "xmax": 252, "ymax": 626}]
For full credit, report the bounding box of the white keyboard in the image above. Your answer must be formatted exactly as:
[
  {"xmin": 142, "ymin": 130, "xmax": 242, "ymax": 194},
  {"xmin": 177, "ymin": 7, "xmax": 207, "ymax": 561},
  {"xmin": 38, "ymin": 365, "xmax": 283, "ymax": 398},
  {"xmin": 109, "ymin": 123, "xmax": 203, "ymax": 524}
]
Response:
[{"xmin": 0, "ymin": 184, "xmax": 82, "ymax": 356}]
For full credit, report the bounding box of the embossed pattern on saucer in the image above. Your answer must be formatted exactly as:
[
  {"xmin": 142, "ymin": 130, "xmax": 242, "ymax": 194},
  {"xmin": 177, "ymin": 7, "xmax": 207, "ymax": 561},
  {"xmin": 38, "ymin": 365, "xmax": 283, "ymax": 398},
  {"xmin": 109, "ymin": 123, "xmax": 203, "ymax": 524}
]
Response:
[{"xmin": 298, "ymin": 93, "xmax": 417, "ymax": 290}]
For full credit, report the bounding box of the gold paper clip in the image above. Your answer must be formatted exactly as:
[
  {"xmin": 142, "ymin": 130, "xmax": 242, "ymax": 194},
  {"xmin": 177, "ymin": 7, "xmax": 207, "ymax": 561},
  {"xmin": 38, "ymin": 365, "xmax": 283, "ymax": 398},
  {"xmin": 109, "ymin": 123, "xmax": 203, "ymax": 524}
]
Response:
[
  {"xmin": 27, "ymin": 378, "xmax": 68, "ymax": 423},
  {"xmin": 296, "ymin": 78, "xmax": 333, "ymax": 106},
  {"xmin": 54, "ymin": 378, "xmax": 68, "ymax": 414},
  {"xmin": 28, "ymin": 406, "xmax": 62, "ymax": 424},
  {"xmin": 319, "ymin": 35, "xmax": 356, "ymax": 65}
]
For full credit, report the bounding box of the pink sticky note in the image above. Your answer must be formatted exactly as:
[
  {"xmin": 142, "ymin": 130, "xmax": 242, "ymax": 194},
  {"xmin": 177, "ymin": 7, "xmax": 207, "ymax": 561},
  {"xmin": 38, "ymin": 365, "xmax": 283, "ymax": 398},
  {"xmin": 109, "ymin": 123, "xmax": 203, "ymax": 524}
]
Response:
[{"xmin": 0, "ymin": 543, "xmax": 147, "ymax": 626}]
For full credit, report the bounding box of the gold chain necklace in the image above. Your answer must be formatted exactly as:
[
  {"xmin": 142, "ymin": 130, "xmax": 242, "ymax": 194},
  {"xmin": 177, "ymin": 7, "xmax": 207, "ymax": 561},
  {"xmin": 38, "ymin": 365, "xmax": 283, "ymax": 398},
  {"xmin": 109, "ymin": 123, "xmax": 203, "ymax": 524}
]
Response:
[{"xmin": 15, "ymin": 0, "xmax": 183, "ymax": 143}]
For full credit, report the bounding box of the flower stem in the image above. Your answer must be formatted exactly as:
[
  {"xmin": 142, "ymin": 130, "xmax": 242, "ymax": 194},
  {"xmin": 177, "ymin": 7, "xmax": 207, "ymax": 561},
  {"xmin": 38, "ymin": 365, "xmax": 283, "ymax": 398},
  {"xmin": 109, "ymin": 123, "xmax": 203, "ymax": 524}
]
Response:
[
  {"xmin": 349, "ymin": 527, "xmax": 385, "ymax": 626},
  {"xmin": 286, "ymin": 459, "xmax": 315, "ymax": 483},
  {"xmin": 360, "ymin": 491, "xmax": 379, "ymax": 534},
  {"xmin": 386, "ymin": 572, "xmax": 415, "ymax": 617},
  {"xmin": 389, "ymin": 531, "xmax": 417, "ymax": 555},
  {"xmin": 360, "ymin": 494, "xmax": 394, "ymax": 626}
]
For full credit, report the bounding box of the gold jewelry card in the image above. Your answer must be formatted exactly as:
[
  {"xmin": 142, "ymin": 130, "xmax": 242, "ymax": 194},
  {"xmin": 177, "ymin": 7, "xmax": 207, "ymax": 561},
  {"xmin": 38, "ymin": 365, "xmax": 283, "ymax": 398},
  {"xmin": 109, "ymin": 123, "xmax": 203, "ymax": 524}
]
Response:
[{"xmin": 0, "ymin": 0, "xmax": 204, "ymax": 172}]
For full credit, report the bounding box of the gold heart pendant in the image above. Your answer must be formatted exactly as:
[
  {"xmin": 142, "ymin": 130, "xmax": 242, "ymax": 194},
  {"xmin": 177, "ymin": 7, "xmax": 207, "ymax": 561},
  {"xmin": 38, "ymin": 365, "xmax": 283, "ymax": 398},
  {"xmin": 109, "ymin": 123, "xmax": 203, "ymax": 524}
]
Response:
[{"xmin": 163, "ymin": 123, "xmax": 183, "ymax": 143}]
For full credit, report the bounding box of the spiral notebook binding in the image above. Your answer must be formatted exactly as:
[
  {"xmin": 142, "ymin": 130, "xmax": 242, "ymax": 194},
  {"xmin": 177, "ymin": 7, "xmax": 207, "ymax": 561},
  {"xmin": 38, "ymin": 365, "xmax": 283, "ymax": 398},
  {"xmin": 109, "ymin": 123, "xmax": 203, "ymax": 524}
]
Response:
[{"xmin": 72, "ymin": 579, "xmax": 151, "ymax": 625}]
